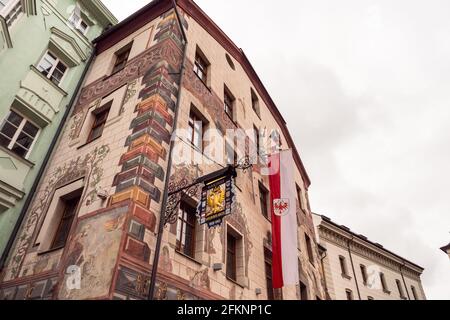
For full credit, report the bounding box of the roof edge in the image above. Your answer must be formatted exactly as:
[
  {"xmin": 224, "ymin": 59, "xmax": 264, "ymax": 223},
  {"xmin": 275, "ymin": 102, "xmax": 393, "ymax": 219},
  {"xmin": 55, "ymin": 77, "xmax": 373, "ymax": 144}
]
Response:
[
  {"xmin": 316, "ymin": 214, "xmax": 425, "ymax": 272},
  {"xmin": 92, "ymin": 0, "xmax": 311, "ymax": 187}
]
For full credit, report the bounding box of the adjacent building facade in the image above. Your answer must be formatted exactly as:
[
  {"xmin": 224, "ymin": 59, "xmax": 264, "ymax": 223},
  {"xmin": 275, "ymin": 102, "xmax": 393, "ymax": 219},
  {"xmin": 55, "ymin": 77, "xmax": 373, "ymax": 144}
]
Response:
[
  {"xmin": 0, "ymin": 0, "xmax": 327, "ymax": 300},
  {"xmin": 313, "ymin": 214, "xmax": 426, "ymax": 300},
  {"xmin": 0, "ymin": 0, "xmax": 116, "ymax": 258}
]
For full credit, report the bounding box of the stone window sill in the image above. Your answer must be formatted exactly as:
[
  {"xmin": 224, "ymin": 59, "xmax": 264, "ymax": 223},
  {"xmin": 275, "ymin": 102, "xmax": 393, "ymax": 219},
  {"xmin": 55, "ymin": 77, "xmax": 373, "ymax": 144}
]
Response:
[
  {"xmin": 342, "ymin": 274, "xmax": 352, "ymax": 280},
  {"xmin": 175, "ymin": 250, "xmax": 203, "ymax": 266},
  {"xmin": 226, "ymin": 276, "xmax": 245, "ymax": 289},
  {"xmin": 30, "ymin": 65, "xmax": 68, "ymax": 97},
  {"xmin": 0, "ymin": 145, "xmax": 34, "ymax": 168}
]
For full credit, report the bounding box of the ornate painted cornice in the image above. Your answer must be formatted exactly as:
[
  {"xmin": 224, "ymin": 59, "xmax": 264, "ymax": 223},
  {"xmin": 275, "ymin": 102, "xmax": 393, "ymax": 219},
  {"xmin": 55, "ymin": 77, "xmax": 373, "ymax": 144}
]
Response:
[{"xmin": 79, "ymin": 0, "xmax": 118, "ymax": 26}]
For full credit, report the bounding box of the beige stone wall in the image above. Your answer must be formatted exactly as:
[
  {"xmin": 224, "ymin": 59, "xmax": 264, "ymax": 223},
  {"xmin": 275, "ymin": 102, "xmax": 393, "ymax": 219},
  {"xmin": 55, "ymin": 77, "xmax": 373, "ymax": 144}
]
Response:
[{"xmin": 1, "ymin": 6, "xmax": 326, "ymax": 301}]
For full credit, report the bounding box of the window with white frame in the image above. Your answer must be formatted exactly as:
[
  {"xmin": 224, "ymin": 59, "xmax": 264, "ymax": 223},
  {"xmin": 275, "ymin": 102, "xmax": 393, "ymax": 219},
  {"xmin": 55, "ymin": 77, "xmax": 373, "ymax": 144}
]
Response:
[
  {"xmin": 0, "ymin": 0, "xmax": 23, "ymax": 27},
  {"xmin": 0, "ymin": 110, "xmax": 39, "ymax": 158},
  {"xmin": 68, "ymin": 8, "xmax": 89, "ymax": 35},
  {"xmin": 37, "ymin": 51, "xmax": 68, "ymax": 86}
]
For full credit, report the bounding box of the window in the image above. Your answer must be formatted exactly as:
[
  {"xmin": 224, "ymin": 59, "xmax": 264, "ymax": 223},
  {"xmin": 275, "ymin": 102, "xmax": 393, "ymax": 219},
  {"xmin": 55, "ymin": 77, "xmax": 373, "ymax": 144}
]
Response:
[
  {"xmin": 226, "ymin": 141, "xmax": 237, "ymax": 166},
  {"xmin": 176, "ymin": 201, "xmax": 197, "ymax": 259},
  {"xmin": 0, "ymin": 110, "xmax": 39, "ymax": 158},
  {"xmin": 264, "ymin": 248, "xmax": 274, "ymax": 300},
  {"xmin": 305, "ymin": 234, "xmax": 314, "ymax": 265},
  {"xmin": 193, "ymin": 48, "xmax": 209, "ymax": 84},
  {"xmin": 37, "ymin": 51, "xmax": 68, "ymax": 86},
  {"xmin": 296, "ymin": 184, "xmax": 305, "ymax": 214},
  {"xmin": 259, "ymin": 183, "xmax": 270, "ymax": 220},
  {"xmin": 1, "ymin": 0, "xmax": 23, "ymax": 27},
  {"xmin": 112, "ymin": 44, "xmax": 132, "ymax": 74},
  {"xmin": 68, "ymin": 8, "xmax": 89, "ymax": 35},
  {"xmin": 360, "ymin": 264, "xmax": 368, "ymax": 285},
  {"xmin": 411, "ymin": 286, "xmax": 418, "ymax": 300},
  {"xmin": 224, "ymin": 86, "xmax": 235, "ymax": 120},
  {"xmin": 380, "ymin": 272, "xmax": 389, "ymax": 293},
  {"xmin": 251, "ymin": 88, "xmax": 260, "ymax": 118},
  {"xmin": 188, "ymin": 110, "xmax": 206, "ymax": 151},
  {"xmin": 87, "ymin": 103, "xmax": 111, "ymax": 143},
  {"xmin": 226, "ymin": 232, "xmax": 237, "ymax": 281},
  {"xmin": 396, "ymin": 279, "xmax": 406, "ymax": 299},
  {"xmin": 299, "ymin": 281, "xmax": 308, "ymax": 300},
  {"xmin": 339, "ymin": 256, "xmax": 349, "ymax": 277},
  {"xmin": 345, "ymin": 289, "xmax": 354, "ymax": 301},
  {"xmin": 51, "ymin": 194, "xmax": 81, "ymax": 250}
]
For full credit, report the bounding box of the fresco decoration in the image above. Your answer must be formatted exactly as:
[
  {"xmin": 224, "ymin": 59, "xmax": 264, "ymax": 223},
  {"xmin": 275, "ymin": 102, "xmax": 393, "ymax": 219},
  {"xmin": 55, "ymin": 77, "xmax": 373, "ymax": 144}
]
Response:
[
  {"xmin": 183, "ymin": 60, "xmax": 237, "ymax": 134},
  {"xmin": 159, "ymin": 246, "xmax": 173, "ymax": 273},
  {"xmin": 206, "ymin": 227, "xmax": 216, "ymax": 255},
  {"xmin": 58, "ymin": 206, "xmax": 127, "ymax": 300},
  {"xmin": 5, "ymin": 146, "xmax": 110, "ymax": 281},
  {"xmin": 121, "ymin": 80, "xmax": 139, "ymax": 114},
  {"xmin": 74, "ymin": 40, "xmax": 183, "ymax": 113},
  {"xmin": 188, "ymin": 268, "xmax": 210, "ymax": 291},
  {"xmin": 153, "ymin": 281, "xmax": 201, "ymax": 301},
  {"xmin": 0, "ymin": 276, "xmax": 58, "ymax": 300},
  {"xmin": 68, "ymin": 98, "xmax": 101, "ymax": 141},
  {"xmin": 114, "ymin": 265, "xmax": 151, "ymax": 300},
  {"xmin": 219, "ymin": 202, "xmax": 253, "ymax": 277}
]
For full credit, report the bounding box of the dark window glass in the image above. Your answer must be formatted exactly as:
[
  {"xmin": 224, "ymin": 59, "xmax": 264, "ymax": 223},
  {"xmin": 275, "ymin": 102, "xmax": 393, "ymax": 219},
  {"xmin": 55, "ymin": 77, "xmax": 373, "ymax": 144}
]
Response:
[
  {"xmin": 305, "ymin": 234, "xmax": 314, "ymax": 265},
  {"xmin": 339, "ymin": 256, "xmax": 348, "ymax": 276},
  {"xmin": 193, "ymin": 51, "xmax": 208, "ymax": 83},
  {"xmin": 87, "ymin": 105, "xmax": 111, "ymax": 143},
  {"xmin": 346, "ymin": 289, "xmax": 353, "ymax": 300},
  {"xmin": 251, "ymin": 89, "xmax": 260, "ymax": 117},
  {"xmin": 188, "ymin": 111, "xmax": 204, "ymax": 151},
  {"xmin": 253, "ymin": 125, "xmax": 260, "ymax": 157},
  {"xmin": 396, "ymin": 279, "xmax": 405, "ymax": 298},
  {"xmin": 300, "ymin": 281, "xmax": 308, "ymax": 300},
  {"xmin": 264, "ymin": 248, "xmax": 274, "ymax": 300},
  {"xmin": 0, "ymin": 111, "xmax": 38, "ymax": 158},
  {"xmin": 224, "ymin": 87, "xmax": 234, "ymax": 120},
  {"xmin": 176, "ymin": 201, "xmax": 197, "ymax": 258},
  {"xmin": 360, "ymin": 264, "xmax": 368, "ymax": 284},
  {"xmin": 259, "ymin": 184, "xmax": 269, "ymax": 220},
  {"xmin": 112, "ymin": 45, "xmax": 131, "ymax": 74},
  {"xmin": 226, "ymin": 233, "xmax": 237, "ymax": 281},
  {"xmin": 380, "ymin": 273, "xmax": 389, "ymax": 292},
  {"xmin": 411, "ymin": 286, "xmax": 418, "ymax": 300}
]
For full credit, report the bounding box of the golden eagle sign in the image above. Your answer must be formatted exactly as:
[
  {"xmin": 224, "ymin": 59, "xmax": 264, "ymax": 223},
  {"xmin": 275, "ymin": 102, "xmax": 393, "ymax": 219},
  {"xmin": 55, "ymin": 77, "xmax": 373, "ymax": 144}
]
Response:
[{"xmin": 197, "ymin": 166, "xmax": 237, "ymax": 228}]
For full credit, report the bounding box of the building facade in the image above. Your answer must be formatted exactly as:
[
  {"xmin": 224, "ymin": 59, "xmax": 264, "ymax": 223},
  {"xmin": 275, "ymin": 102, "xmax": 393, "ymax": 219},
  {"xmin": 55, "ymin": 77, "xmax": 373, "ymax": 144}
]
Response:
[
  {"xmin": 0, "ymin": 0, "xmax": 327, "ymax": 300},
  {"xmin": 441, "ymin": 243, "xmax": 450, "ymax": 259},
  {"xmin": 0, "ymin": 0, "xmax": 116, "ymax": 258},
  {"xmin": 313, "ymin": 214, "xmax": 426, "ymax": 300}
]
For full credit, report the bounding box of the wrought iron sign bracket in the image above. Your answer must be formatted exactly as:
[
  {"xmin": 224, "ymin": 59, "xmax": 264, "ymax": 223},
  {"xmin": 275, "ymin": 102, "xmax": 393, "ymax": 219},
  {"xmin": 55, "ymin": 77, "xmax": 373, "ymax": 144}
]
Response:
[{"xmin": 163, "ymin": 164, "xmax": 242, "ymax": 227}]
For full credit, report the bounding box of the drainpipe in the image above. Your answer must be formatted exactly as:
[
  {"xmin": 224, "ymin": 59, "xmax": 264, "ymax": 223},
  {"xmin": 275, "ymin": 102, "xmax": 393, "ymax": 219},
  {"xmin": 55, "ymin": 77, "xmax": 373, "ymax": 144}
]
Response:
[
  {"xmin": 147, "ymin": 0, "xmax": 188, "ymax": 300},
  {"xmin": 319, "ymin": 247, "xmax": 330, "ymax": 300},
  {"xmin": 347, "ymin": 237, "xmax": 362, "ymax": 300},
  {"xmin": 0, "ymin": 48, "xmax": 97, "ymax": 274},
  {"xmin": 400, "ymin": 262, "xmax": 411, "ymax": 300}
]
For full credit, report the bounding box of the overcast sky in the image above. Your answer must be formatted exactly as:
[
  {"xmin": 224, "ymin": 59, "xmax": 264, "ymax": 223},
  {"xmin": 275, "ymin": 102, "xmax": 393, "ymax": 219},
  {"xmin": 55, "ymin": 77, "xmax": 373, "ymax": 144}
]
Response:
[{"xmin": 102, "ymin": 0, "xmax": 450, "ymax": 299}]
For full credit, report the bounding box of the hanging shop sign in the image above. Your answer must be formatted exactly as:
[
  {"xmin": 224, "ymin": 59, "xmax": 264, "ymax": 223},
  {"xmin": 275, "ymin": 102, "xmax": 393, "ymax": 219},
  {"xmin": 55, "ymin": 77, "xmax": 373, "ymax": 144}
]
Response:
[{"xmin": 197, "ymin": 166, "xmax": 237, "ymax": 228}]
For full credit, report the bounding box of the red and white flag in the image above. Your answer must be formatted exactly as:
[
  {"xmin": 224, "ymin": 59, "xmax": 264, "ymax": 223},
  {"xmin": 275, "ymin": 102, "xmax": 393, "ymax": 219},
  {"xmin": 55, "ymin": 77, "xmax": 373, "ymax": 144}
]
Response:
[{"xmin": 268, "ymin": 149, "xmax": 299, "ymax": 289}]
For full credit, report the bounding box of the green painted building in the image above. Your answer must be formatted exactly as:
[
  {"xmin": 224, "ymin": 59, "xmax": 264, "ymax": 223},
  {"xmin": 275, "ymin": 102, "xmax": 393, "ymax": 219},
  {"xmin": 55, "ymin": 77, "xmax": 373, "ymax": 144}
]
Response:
[{"xmin": 0, "ymin": 0, "xmax": 116, "ymax": 258}]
